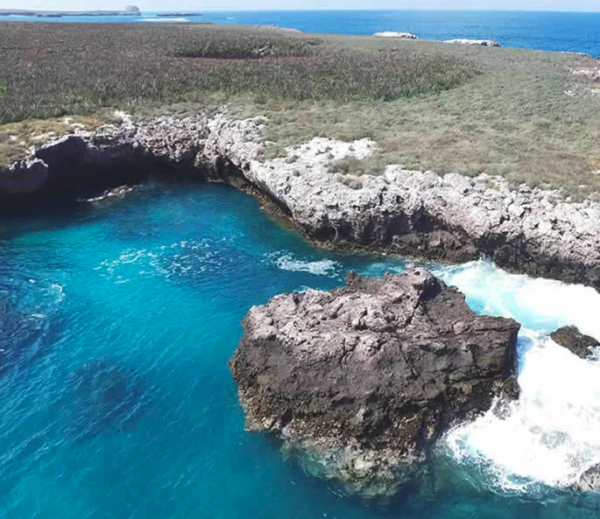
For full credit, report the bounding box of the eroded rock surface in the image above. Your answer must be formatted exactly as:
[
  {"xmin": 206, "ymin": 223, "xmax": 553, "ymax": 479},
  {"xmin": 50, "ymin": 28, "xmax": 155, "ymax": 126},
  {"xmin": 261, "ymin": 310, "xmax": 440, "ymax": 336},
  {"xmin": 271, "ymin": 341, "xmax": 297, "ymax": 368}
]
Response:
[
  {"xmin": 551, "ymin": 326, "xmax": 599, "ymax": 359},
  {"xmin": 3, "ymin": 113, "xmax": 600, "ymax": 288},
  {"xmin": 230, "ymin": 268, "xmax": 520, "ymax": 498},
  {"xmin": 576, "ymin": 465, "xmax": 600, "ymax": 492}
]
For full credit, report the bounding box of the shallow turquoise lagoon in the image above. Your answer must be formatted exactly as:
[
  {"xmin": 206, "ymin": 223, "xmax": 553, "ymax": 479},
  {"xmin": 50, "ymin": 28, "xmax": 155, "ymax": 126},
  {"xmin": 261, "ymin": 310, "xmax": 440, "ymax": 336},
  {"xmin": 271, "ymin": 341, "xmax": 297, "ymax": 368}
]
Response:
[{"xmin": 2, "ymin": 183, "xmax": 600, "ymax": 518}]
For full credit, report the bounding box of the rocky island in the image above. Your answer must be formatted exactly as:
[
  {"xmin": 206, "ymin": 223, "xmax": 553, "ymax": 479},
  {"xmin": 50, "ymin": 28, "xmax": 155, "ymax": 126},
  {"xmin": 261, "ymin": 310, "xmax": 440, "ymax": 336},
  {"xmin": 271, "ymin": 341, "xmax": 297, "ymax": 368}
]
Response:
[
  {"xmin": 0, "ymin": 5, "xmax": 140, "ymax": 17},
  {"xmin": 230, "ymin": 268, "xmax": 520, "ymax": 498}
]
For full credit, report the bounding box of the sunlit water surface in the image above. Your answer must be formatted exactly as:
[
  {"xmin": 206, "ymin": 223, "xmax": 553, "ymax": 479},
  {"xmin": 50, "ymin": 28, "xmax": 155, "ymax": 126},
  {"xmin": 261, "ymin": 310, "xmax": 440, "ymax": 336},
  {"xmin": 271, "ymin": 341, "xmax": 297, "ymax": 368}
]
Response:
[{"xmin": 1, "ymin": 183, "xmax": 600, "ymax": 518}]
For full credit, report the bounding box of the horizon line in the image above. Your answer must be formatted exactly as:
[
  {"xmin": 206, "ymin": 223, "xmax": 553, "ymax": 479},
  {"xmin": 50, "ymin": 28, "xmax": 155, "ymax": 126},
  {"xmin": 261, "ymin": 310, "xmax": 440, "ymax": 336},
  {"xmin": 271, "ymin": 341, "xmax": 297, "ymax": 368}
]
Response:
[
  {"xmin": 3, "ymin": 7, "xmax": 600, "ymax": 14},
  {"xmin": 172, "ymin": 7, "xmax": 600, "ymax": 13}
]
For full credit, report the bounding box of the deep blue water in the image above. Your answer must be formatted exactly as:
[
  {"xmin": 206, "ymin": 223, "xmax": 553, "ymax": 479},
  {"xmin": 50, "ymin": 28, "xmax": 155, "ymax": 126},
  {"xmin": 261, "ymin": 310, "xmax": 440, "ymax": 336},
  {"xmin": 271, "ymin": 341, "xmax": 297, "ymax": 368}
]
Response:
[
  {"xmin": 1, "ymin": 10, "xmax": 600, "ymax": 56},
  {"xmin": 2, "ymin": 182, "xmax": 600, "ymax": 518}
]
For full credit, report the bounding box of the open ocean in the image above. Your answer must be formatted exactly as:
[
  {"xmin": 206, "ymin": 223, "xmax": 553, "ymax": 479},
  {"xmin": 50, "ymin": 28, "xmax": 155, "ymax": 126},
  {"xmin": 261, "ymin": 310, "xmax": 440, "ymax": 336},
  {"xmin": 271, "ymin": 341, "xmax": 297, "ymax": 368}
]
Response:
[{"xmin": 1, "ymin": 10, "xmax": 600, "ymax": 56}]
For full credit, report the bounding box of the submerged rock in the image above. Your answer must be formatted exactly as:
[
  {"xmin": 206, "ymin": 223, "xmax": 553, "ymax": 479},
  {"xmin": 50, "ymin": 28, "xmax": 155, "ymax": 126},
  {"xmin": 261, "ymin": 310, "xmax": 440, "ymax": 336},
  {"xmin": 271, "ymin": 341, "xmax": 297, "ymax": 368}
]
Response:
[
  {"xmin": 0, "ymin": 299, "xmax": 47, "ymax": 374},
  {"xmin": 230, "ymin": 268, "xmax": 520, "ymax": 499},
  {"xmin": 551, "ymin": 326, "xmax": 599, "ymax": 359},
  {"xmin": 64, "ymin": 358, "xmax": 148, "ymax": 440}
]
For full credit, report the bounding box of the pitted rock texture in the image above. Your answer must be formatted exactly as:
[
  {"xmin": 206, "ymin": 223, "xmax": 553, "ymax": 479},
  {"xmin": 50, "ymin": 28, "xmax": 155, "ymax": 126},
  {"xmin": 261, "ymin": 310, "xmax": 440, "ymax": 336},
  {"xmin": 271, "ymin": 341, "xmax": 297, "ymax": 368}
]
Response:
[
  {"xmin": 244, "ymin": 137, "xmax": 600, "ymax": 289},
  {"xmin": 575, "ymin": 465, "xmax": 600, "ymax": 492},
  {"xmin": 229, "ymin": 269, "xmax": 520, "ymax": 498},
  {"xmin": 551, "ymin": 326, "xmax": 600, "ymax": 359},
  {"xmin": 3, "ymin": 112, "xmax": 600, "ymax": 288}
]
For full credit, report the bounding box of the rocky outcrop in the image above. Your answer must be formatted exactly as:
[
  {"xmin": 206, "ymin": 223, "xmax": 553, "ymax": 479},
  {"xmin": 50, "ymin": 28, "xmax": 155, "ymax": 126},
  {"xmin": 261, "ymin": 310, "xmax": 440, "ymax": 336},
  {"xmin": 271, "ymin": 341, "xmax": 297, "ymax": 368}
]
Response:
[
  {"xmin": 242, "ymin": 137, "xmax": 600, "ymax": 289},
  {"xmin": 551, "ymin": 326, "xmax": 599, "ymax": 359},
  {"xmin": 3, "ymin": 113, "xmax": 600, "ymax": 289},
  {"xmin": 575, "ymin": 465, "xmax": 600, "ymax": 492},
  {"xmin": 445, "ymin": 39, "xmax": 500, "ymax": 47},
  {"xmin": 0, "ymin": 159, "xmax": 48, "ymax": 195},
  {"xmin": 229, "ymin": 268, "xmax": 520, "ymax": 499},
  {"xmin": 373, "ymin": 32, "xmax": 419, "ymax": 39}
]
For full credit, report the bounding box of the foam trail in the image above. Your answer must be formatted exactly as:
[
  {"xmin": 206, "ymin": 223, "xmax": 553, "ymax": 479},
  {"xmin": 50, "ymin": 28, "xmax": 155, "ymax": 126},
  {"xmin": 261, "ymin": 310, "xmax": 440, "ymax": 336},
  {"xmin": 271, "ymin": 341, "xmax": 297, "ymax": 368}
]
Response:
[
  {"xmin": 435, "ymin": 259, "xmax": 600, "ymax": 491},
  {"xmin": 271, "ymin": 253, "xmax": 340, "ymax": 277}
]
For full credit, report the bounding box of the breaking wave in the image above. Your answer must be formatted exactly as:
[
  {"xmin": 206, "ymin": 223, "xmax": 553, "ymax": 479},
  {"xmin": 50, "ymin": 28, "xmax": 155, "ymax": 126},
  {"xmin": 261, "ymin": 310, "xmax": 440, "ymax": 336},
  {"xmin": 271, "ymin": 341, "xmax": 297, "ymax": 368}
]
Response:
[{"xmin": 435, "ymin": 259, "xmax": 600, "ymax": 492}]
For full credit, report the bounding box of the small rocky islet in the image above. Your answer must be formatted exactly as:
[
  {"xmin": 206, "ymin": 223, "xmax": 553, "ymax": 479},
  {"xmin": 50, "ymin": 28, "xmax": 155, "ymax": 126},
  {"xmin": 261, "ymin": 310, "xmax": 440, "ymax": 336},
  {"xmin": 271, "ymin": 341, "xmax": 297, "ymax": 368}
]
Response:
[
  {"xmin": 551, "ymin": 326, "xmax": 600, "ymax": 359},
  {"xmin": 230, "ymin": 268, "xmax": 520, "ymax": 499}
]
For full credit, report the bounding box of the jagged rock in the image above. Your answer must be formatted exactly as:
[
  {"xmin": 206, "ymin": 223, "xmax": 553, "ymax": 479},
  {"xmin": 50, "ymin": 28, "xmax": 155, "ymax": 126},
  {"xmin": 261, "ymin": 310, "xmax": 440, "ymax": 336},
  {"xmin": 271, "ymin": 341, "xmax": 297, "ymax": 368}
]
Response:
[
  {"xmin": 575, "ymin": 465, "xmax": 600, "ymax": 492},
  {"xmin": 4, "ymin": 113, "xmax": 600, "ymax": 289},
  {"xmin": 551, "ymin": 326, "xmax": 599, "ymax": 359},
  {"xmin": 229, "ymin": 268, "xmax": 520, "ymax": 499},
  {"xmin": 445, "ymin": 39, "xmax": 501, "ymax": 47},
  {"xmin": 373, "ymin": 32, "xmax": 419, "ymax": 39},
  {"xmin": 0, "ymin": 159, "xmax": 48, "ymax": 195},
  {"xmin": 64, "ymin": 358, "xmax": 149, "ymax": 440}
]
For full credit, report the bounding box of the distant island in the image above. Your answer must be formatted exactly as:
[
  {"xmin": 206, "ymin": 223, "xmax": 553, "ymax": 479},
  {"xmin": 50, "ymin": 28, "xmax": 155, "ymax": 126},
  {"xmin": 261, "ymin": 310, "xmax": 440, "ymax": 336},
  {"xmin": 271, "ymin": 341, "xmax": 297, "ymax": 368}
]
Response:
[{"xmin": 0, "ymin": 5, "xmax": 141, "ymax": 17}]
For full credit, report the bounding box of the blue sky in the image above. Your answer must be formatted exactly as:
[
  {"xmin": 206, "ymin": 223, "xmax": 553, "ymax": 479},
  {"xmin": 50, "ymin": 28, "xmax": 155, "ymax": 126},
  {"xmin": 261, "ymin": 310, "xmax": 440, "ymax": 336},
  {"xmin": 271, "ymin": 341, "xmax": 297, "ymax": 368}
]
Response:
[{"xmin": 5, "ymin": 0, "xmax": 600, "ymax": 11}]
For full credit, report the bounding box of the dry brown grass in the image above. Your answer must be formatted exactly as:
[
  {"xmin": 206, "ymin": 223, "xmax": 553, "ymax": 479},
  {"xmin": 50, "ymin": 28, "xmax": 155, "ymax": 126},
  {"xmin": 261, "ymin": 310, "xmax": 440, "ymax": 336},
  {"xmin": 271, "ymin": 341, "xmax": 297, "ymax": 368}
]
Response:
[
  {"xmin": 0, "ymin": 113, "xmax": 111, "ymax": 166},
  {"xmin": 231, "ymin": 40, "xmax": 600, "ymax": 193}
]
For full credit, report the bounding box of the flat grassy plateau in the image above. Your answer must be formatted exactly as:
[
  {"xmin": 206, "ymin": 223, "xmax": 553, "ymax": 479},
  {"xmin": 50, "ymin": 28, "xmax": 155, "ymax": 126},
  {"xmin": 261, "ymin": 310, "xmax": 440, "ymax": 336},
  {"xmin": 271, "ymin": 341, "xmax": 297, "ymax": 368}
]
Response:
[{"xmin": 1, "ymin": 22, "xmax": 599, "ymax": 194}]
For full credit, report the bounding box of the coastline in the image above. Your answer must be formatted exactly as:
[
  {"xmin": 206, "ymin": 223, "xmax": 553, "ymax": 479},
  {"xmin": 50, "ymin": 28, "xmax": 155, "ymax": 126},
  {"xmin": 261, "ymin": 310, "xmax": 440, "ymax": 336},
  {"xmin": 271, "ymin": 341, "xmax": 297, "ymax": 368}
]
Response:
[
  {"xmin": 0, "ymin": 6, "xmax": 142, "ymax": 17},
  {"xmin": 2, "ymin": 111, "xmax": 600, "ymax": 291},
  {"xmin": 2, "ymin": 18, "xmax": 600, "ymax": 512}
]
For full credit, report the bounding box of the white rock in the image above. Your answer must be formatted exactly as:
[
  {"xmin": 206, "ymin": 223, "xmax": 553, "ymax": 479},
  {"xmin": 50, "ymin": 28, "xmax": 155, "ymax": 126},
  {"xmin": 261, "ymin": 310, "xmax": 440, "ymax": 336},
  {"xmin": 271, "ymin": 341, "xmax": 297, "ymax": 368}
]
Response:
[
  {"xmin": 445, "ymin": 39, "xmax": 500, "ymax": 47},
  {"xmin": 373, "ymin": 32, "xmax": 419, "ymax": 40}
]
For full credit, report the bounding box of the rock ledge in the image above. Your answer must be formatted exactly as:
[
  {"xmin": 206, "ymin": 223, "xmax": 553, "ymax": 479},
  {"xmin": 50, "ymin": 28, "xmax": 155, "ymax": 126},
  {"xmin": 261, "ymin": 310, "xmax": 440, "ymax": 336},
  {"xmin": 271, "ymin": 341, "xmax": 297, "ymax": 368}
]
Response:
[{"xmin": 3, "ymin": 113, "xmax": 600, "ymax": 289}]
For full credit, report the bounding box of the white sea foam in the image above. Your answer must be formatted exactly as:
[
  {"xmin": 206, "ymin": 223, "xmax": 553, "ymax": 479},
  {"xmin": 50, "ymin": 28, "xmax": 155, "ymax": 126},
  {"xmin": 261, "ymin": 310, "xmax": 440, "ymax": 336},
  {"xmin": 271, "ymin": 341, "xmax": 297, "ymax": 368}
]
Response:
[
  {"xmin": 271, "ymin": 253, "xmax": 340, "ymax": 277},
  {"xmin": 435, "ymin": 259, "xmax": 600, "ymax": 338},
  {"xmin": 434, "ymin": 259, "xmax": 600, "ymax": 492}
]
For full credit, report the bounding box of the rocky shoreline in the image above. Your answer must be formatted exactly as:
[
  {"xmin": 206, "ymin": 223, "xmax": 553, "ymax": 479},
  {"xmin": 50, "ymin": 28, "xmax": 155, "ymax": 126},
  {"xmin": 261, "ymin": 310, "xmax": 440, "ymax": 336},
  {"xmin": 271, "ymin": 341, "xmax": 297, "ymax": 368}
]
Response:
[{"xmin": 2, "ymin": 112, "xmax": 600, "ymax": 289}]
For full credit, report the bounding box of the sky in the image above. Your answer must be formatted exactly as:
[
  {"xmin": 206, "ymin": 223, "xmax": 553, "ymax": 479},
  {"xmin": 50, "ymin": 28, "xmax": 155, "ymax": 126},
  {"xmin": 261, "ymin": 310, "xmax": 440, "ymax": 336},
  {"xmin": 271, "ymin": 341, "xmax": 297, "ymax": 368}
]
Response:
[{"xmin": 3, "ymin": 0, "xmax": 600, "ymax": 11}]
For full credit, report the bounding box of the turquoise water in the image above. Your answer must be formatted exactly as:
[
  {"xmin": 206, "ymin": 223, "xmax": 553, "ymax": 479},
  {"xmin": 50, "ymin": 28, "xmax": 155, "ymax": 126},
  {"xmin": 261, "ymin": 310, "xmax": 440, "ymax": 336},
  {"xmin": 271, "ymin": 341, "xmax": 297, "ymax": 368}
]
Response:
[
  {"xmin": 2, "ymin": 182, "xmax": 600, "ymax": 518},
  {"xmin": 2, "ymin": 10, "xmax": 600, "ymax": 56}
]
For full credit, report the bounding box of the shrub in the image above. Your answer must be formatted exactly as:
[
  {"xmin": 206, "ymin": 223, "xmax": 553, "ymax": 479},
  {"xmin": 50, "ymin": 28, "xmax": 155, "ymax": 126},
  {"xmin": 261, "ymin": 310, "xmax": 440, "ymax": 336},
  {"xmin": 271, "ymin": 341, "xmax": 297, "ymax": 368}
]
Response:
[{"xmin": 0, "ymin": 23, "xmax": 479, "ymax": 124}]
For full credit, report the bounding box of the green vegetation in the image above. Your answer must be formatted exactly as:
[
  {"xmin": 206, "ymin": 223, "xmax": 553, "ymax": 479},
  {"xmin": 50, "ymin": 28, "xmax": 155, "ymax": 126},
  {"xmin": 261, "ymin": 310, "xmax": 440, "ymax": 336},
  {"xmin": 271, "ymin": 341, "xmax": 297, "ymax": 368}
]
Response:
[
  {"xmin": 1, "ymin": 22, "xmax": 600, "ymax": 192},
  {"xmin": 0, "ymin": 24, "xmax": 477, "ymax": 122}
]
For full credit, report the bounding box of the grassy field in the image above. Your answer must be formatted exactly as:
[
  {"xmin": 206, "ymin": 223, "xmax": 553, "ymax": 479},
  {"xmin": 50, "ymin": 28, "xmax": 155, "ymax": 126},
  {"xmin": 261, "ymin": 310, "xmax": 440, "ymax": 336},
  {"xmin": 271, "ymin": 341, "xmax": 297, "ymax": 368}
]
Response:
[{"xmin": 1, "ymin": 22, "xmax": 600, "ymax": 192}]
